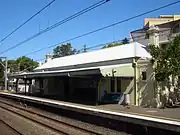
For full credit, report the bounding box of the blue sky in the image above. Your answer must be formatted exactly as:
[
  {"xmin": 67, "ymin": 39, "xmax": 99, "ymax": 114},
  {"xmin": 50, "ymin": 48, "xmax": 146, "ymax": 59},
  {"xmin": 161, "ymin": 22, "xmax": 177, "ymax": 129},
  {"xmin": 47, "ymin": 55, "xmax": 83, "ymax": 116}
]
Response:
[{"xmin": 0, "ymin": 0, "xmax": 179, "ymax": 61}]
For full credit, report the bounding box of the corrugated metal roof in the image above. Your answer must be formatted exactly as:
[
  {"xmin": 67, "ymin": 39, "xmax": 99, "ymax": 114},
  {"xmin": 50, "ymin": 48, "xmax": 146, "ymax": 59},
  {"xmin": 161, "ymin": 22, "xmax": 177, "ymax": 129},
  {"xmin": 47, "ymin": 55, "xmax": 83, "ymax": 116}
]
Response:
[{"xmin": 35, "ymin": 42, "xmax": 151, "ymax": 71}]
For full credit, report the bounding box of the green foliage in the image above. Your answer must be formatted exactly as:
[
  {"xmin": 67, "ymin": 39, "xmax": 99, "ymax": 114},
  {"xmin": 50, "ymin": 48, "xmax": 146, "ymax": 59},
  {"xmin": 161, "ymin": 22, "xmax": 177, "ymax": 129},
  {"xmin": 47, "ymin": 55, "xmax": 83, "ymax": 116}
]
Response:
[
  {"xmin": 103, "ymin": 43, "xmax": 123, "ymax": 49},
  {"xmin": 122, "ymin": 37, "xmax": 129, "ymax": 44},
  {"xmin": 7, "ymin": 60, "xmax": 18, "ymax": 73},
  {"xmin": 103, "ymin": 38, "xmax": 129, "ymax": 49},
  {"xmin": 53, "ymin": 43, "xmax": 78, "ymax": 58},
  {"xmin": 0, "ymin": 56, "xmax": 38, "ymax": 84},
  {"xmin": 148, "ymin": 35, "xmax": 180, "ymax": 81},
  {"xmin": 15, "ymin": 56, "xmax": 39, "ymax": 72}
]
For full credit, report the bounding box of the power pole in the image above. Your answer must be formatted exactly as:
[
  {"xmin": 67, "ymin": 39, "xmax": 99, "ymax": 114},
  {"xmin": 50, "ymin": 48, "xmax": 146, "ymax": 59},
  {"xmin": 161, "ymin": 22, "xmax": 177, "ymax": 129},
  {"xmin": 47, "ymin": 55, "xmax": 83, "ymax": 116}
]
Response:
[
  {"xmin": 5, "ymin": 58, "xmax": 7, "ymax": 90},
  {"xmin": 83, "ymin": 45, "xmax": 87, "ymax": 52},
  {"xmin": 0, "ymin": 57, "xmax": 8, "ymax": 90}
]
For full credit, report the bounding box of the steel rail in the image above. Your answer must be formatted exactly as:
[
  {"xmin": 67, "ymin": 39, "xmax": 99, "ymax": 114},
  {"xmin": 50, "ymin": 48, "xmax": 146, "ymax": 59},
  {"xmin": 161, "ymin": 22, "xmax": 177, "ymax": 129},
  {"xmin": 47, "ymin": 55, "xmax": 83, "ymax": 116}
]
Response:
[
  {"xmin": 0, "ymin": 99, "xmax": 102, "ymax": 135},
  {"xmin": 0, "ymin": 119, "xmax": 23, "ymax": 135}
]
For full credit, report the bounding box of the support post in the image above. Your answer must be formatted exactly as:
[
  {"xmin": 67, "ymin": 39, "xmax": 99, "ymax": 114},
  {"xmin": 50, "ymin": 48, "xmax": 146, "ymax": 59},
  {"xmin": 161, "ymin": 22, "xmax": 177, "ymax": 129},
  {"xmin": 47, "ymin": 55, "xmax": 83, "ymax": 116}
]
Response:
[
  {"xmin": 25, "ymin": 79, "xmax": 27, "ymax": 95},
  {"xmin": 133, "ymin": 58, "xmax": 138, "ymax": 106},
  {"xmin": 64, "ymin": 77, "xmax": 69, "ymax": 101},
  {"xmin": 94, "ymin": 75, "xmax": 101, "ymax": 106},
  {"xmin": 15, "ymin": 78, "xmax": 19, "ymax": 93},
  {"xmin": 29, "ymin": 79, "xmax": 32, "ymax": 95},
  {"xmin": 39, "ymin": 78, "xmax": 44, "ymax": 96}
]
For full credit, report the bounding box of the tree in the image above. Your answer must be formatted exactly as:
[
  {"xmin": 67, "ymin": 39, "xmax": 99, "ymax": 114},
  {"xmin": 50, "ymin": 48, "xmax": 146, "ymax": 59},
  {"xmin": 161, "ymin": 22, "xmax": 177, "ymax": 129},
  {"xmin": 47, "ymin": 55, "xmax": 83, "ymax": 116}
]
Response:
[
  {"xmin": 15, "ymin": 56, "xmax": 39, "ymax": 72},
  {"xmin": 149, "ymin": 35, "xmax": 180, "ymax": 81},
  {"xmin": 53, "ymin": 43, "xmax": 78, "ymax": 58},
  {"xmin": 122, "ymin": 37, "xmax": 129, "ymax": 44},
  {"xmin": 103, "ymin": 42, "xmax": 123, "ymax": 49},
  {"xmin": 148, "ymin": 35, "xmax": 180, "ymax": 107},
  {"xmin": 103, "ymin": 38, "xmax": 129, "ymax": 49},
  {"xmin": 7, "ymin": 60, "xmax": 18, "ymax": 73},
  {"xmin": 0, "ymin": 59, "xmax": 17, "ymax": 85}
]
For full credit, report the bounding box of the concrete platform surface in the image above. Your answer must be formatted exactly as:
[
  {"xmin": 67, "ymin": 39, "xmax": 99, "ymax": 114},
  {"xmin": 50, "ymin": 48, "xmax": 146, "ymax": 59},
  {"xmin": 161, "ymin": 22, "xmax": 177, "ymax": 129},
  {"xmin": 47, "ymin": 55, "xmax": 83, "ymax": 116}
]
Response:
[
  {"xmin": 98, "ymin": 104, "xmax": 180, "ymax": 121},
  {"xmin": 0, "ymin": 91, "xmax": 180, "ymax": 123}
]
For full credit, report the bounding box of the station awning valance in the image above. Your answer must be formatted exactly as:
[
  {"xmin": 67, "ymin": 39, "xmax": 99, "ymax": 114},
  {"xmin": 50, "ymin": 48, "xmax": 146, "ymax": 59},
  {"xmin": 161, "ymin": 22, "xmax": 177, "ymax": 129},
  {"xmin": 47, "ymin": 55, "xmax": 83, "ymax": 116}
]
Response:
[{"xmin": 10, "ymin": 64, "xmax": 134, "ymax": 79}]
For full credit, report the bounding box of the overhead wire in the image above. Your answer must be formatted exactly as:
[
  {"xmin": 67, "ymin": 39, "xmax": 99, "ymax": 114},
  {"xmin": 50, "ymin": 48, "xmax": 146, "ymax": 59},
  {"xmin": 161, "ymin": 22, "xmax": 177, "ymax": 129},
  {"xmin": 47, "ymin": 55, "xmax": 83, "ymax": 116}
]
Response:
[
  {"xmin": 0, "ymin": 0, "xmax": 56, "ymax": 44},
  {"xmin": 27, "ymin": 28, "xmax": 172, "ymax": 63},
  {"xmin": 82, "ymin": 29, "xmax": 171, "ymax": 51},
  {"xmin": 21, "ymin": 0, "xmax": 180, "ymax": 57},
  {"xmin": 0, "ymin": 0, "xmax": 111, "ymax": 55}
]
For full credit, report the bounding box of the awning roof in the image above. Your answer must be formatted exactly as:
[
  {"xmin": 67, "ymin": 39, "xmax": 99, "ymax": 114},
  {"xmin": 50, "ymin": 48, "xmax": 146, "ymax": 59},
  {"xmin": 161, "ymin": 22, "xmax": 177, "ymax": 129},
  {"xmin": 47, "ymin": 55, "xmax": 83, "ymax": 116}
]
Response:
[{"xmin": 10, "ymin": 64, "xmax": 134, "ymax": 79}]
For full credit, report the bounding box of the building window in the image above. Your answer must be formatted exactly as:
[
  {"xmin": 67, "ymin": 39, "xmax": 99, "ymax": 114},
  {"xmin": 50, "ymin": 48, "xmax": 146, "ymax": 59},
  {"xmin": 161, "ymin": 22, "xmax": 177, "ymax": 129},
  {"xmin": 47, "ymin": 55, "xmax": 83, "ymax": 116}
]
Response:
[{"xmin": 142, "ymin": 71, "xmax": 147, "ymax": 80}]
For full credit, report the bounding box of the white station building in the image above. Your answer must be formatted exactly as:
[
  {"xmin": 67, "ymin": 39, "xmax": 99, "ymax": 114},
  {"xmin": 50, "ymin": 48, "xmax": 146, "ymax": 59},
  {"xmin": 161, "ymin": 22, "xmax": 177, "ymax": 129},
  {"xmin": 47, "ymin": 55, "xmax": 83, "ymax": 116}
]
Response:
[{"xmin": 11, "ymin": 42, "xmax": 154, "ymax": 106}]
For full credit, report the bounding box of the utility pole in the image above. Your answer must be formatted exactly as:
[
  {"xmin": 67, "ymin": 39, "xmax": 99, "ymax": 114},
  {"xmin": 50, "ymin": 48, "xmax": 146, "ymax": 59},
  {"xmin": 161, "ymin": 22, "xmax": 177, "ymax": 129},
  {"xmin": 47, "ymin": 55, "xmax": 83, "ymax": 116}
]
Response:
[
  {"xmin": 0, "ymin": 57, "xmax": 8, "ymax": 90},
  {"xmin": 5, "ymin": 58, "xmax": 7, "ymax": 90},
  {"xmin": 83, "ymin": 45, "xmax": 87, "ymax": 52}
]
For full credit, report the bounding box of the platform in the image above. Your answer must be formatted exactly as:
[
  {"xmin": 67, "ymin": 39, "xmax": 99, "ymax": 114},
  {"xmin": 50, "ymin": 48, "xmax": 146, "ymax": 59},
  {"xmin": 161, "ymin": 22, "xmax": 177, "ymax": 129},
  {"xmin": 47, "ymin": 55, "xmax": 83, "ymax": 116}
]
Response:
[{"xmin": 0, "ymin": 91, "xmax": 180, "ymax": 132}]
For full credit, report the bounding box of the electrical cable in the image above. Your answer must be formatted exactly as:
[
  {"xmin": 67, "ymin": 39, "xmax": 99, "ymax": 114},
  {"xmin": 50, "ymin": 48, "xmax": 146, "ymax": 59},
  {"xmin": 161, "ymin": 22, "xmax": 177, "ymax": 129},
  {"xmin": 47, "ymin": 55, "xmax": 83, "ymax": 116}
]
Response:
[
  {"xmin": 21, "ymin": 1, "xmax": 180, "ymax": 57},
  {"xmin": 0, "ymin": 0, "xmax": 110, "ymax": 54},
  {"xmin": 0, "ymin": 0, "xmax": 56, "ymax": 44}
]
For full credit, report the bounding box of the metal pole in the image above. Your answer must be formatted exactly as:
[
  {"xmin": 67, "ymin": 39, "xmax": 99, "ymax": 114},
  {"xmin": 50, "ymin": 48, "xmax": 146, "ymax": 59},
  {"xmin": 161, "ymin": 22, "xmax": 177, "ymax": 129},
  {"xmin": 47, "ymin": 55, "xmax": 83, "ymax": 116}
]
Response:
[
  {"xmin": 83, "ymin": 45, "xmax": 87, "ymax": 52},
  {"xmin": 5, "ymin": 58, "xmax": 7, "ymax": 90},
  {"xmin": 0, "ymin": 57, "xmax": 7, "ymax": 90}
]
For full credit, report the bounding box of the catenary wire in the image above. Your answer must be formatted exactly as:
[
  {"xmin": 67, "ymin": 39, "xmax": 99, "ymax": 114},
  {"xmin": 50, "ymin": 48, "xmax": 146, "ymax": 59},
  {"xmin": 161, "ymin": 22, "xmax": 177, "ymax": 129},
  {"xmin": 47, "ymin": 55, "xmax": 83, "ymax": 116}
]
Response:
[
  {"xmin": 0, "ymin": 0, "xmax": 111, "ymax": 55},
  {"xmin": 24, "ymin": 0, "xmax": 180, "ymax": 56},
  {"xmin": 21, "ymin": 1, "xmax": 180, "ymax": 57},
  {"xmin": 28, "ymin": 29, "xmax": 172, "ymax": 63},
  {"xmin": 0, "ymin": 0, "xmax": 56, "ymax": 44}
]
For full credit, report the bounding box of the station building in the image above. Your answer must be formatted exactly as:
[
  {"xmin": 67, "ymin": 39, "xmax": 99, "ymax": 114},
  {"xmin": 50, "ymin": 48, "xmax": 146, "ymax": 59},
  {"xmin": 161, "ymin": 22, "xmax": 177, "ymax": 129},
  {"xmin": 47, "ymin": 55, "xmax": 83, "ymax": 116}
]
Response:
[{"xmin": 11, "ymin": 42, "xmax": 153, "ymax": 106}]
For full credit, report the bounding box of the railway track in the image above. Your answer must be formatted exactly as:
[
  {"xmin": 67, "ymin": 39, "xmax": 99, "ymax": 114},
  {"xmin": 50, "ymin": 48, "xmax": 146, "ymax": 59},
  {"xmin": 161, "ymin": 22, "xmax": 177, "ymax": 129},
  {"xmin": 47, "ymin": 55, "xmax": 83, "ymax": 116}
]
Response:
[
  {"xmin": 0, "ymin": 99, "xmax": 102, "ymax": 135},
  {"xmin": 0, "ymin": 119, "xmax": 23, "ymax": 135}
]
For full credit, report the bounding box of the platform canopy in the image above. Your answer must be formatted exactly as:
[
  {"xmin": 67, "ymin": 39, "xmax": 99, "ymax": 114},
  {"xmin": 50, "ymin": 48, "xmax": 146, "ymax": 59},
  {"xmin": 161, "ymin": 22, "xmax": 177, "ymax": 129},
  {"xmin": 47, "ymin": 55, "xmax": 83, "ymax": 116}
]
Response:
[
  {"xmin": 10, "ymin": 42, "xmax": 151, "ymax": 79},
  {"xmin": 10, "ymin": 63, "xmax": 134, "ymax": 78},
  {"xmin": 35, "ymin": 42, "xmax": 151, "ymax": 71}
]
